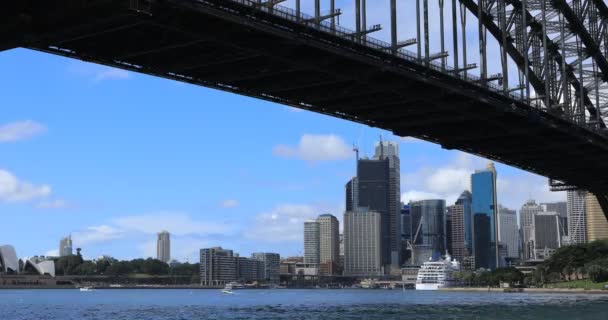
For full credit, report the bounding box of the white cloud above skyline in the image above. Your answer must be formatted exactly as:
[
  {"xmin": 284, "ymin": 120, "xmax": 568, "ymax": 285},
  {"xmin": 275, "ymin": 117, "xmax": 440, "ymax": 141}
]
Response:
[
  {"xmin": 0, "ymin": 169, "xmax": 51, "ymax": 202},
  {"xmin": 400, "ymin": 152, "xmax": 565, "ymax": 210},
  {"xmin": 273, "ymin": 134, "xmax": 352, "ymax": 162},
  {"xmin": 0, "ymin": 120, "xmax": 46, "ymax": 143}
]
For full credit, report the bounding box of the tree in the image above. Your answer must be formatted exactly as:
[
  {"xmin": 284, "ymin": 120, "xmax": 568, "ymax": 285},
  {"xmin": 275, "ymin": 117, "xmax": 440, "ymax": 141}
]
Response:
[{"xmin": 585, "ymin": 258, "xmax": 608, "ymax": 283}]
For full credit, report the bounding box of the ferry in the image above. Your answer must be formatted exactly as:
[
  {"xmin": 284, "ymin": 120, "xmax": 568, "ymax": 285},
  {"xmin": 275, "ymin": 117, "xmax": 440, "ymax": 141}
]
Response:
[{"xmin": 415, "ymin": 254, "xmax": 460, "ymax": 291}]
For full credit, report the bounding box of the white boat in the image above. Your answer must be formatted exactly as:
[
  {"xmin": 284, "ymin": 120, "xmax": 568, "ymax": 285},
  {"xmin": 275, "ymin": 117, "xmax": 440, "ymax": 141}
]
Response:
[
  {"xmin": 79, "ymin": 286, "xmax": 95, "ymax": 292},
  {"xmin": 221, "ymin": 289, "xmax": 235, "ymax": 294},
  {"xmin": 415, "ymin": 254, "xmax": 460, "ymax": 291}
]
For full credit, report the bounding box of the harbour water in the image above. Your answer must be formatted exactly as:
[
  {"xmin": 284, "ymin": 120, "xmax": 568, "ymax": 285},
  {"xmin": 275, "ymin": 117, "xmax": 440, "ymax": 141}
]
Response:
[{"xmin": 0, "ymin": 289, "xmax": 607, "ymax": 319}]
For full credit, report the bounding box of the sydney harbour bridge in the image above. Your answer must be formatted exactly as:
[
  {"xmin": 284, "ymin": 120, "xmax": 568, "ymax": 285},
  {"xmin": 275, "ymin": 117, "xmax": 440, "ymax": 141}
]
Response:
[{"xmin": 1, "ymin": 0, "xmax": 608, "ymax": 217}]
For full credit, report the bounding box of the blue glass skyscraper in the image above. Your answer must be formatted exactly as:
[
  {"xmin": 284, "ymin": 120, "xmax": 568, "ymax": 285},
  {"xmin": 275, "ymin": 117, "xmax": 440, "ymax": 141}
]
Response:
[{"xmin": 471, "ymin": 163, "xmax": 498, "ymax": 270}]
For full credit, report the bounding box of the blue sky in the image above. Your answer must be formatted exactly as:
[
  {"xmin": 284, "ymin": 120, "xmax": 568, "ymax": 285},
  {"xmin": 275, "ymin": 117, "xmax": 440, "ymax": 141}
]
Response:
[{"xmin": 0, "ymin": 1, "xmax": 564, "ymax": 262}]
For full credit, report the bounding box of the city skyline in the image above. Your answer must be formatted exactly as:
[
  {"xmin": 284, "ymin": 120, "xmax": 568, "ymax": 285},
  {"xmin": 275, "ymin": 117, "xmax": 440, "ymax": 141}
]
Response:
[{"xmin": 0, "ymin": 49, "xmax": 566, "ymax": 262}]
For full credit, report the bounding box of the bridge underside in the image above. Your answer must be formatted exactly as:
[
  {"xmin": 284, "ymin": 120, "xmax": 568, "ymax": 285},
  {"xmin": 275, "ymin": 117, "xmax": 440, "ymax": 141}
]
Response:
[{"xmin": 1, "ymin": 0, "xmax": 608, "ymax": 217}]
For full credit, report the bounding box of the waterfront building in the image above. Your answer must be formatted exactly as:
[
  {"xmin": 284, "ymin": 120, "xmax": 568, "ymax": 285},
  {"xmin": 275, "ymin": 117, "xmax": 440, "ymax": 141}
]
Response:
[
  {"xmin": 471, "ymin": 163, "xmax": 498, "ymax": 269},
  {"xmin": 303, "ymin": 220, "xmax": 320, "ymax": 264},
  {"xmin": 448, "ymin": 204, "xmax": 467, "ymax": 263},
  {"xmin": 0, "ymin": 245, "xmax": 19, "ymax": 274},
  {"xmin": 586, "ymin": 194, "xmax": 608, "ymax": 241},
  {"xmin": 520, "ymin": 200, "xmax": 543, "ymax": 260},
  {"xmin": 568, "ymin": 190, "xmax": 588, "ymax": 244},
  {"xmin": 339, "ymin": 234, "xmax": 344, "ymax": 272},
  {"xmin": 156, "ymin": 231, "xmax": 170, "ymax": 263},
  {"xmin": 200, "ymin": 247, "xmax": 269, "ymax": 286},
  {"xmin": 343, "ymin": 208, "xmax": 383, "ymax": 276},
  {"xmin": 200, "ymin": 247, "xmax": 237, "ymax": 286},
  {"xmin": 252, "ymin": 252, "xmax": 281, "ymax": 283},
  {"xmin": 59, "ymin": 235, "xmax": 72, "ymax": 257},
  {"xmin": 317, "ymin": 214, "xmax": 340, "ymax": 275},
  {"xmin": 498, "ymin": 206, "xmax": 519, "ymax": 259},
  {"xmin": 410, "ymin": 199, "xmax": 446, "ymax": 265},
  {"xmin": 533, "ymin": 212, "xmax": 561, "ymax": 260}
]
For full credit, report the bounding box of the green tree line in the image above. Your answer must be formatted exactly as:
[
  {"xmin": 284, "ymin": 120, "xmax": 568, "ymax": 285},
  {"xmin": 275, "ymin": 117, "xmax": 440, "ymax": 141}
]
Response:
[{"xmin": 53, "ymin": 254, "xmax": 199, "ymax": 278}]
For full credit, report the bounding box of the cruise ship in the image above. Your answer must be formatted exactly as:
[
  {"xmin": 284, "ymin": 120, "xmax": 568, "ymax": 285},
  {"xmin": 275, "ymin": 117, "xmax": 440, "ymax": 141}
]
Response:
[{"xmin": 415, "ymin": 254, "xmax": 460, "ymax": 290}]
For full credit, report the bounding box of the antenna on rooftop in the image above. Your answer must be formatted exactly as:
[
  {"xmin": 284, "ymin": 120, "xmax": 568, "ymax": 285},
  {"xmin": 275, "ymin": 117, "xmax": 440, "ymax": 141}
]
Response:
[{"xmin": 353, "ymin": 144, "xmax": 360, "ymax": 161}]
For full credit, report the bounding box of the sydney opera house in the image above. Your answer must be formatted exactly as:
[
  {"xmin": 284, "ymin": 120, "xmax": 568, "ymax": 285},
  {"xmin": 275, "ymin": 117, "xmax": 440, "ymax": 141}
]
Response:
[{"xmin": 0, "ymin": 245, "xmax": 55, "ymax": 277}]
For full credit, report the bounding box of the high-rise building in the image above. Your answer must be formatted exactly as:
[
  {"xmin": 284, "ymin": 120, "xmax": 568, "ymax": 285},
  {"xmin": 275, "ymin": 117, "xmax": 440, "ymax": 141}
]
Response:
[
  {"xmin": 455, "ymin": 191, "xmax": 473, "ymax": 256},
  {"xmin": 252, "ymin": 252, "xmax": 281, "ymax": 283},
  {"xmin": 448, "ymin": 204, "xmax": 467, "ymax": 263},
  {"xmin": 200, "ymin": 247, "xmax": 237, "ymax": 286},
  {"xmin": 402, "ymin": 204, "xmax": 411, "ymax": 241},
  {"xmin": 200, "ymin": 247, "xmax": 269, "ymax": 286},
  {"xmin": 410, "ymin": 199, "xmax": 446, "ymax": 264},
  {"xmin": 345, "ymin": 177, "xmax": 358, "ymax": 212},
  {"xmin": 471, "ymin": 163, "xmax": 498, "ymax": 269},
  {"xmin": 59, "ymin": 235, "xmax": 72, "ymax": 257},
  {"xmin": 303, "ymin": 220, "xmax": 320, "ymax": 264},
  {"xmin": 498, "ymin": 206, "xmax": 519, "ymax": 259},
  {"xmin": 586, "ymin": 193, "xmax": 608, "ymax": 242},
  {"xmin": 343, "ymin": 208, "xmax": 383, "ymax": 276},
  {"xmin": 157, "ymin": 231, "xmax": 170, "ymax": 263},
  {"xmin": 520, "ymin": 200, "xmax": 543, "ymax": 260},
  {"xmin": 317, "ymin": 214, "xmax": 340, "ymax": 275},
  {"xmin": 446, "ymin": 208, "xmax": 453, "ymax": 257},
  {"xmin": 473, "ymin": 214, "xmax": 491, "ymax": 269},
  {"xmin": 541, "ymin": 202, "xmax": 568, "ymax": 236},
  {"xmin": 533, "ymin": 212, "xmax": 561, "ymax": 260},
  {"xmin": 568, "ymin": 190, "xmax": 588, "ymax": 244},
  {"xmin": 373, "ymin": 141, "xmax": 402, "ymax": 271}
]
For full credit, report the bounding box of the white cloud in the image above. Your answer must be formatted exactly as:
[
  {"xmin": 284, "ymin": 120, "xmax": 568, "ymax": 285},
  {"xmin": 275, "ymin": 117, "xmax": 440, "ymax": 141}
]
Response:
[
  {"xmin": 72, "ymin": 225, "xmax": 124, "ymax": 246},
  {"xmin": 113, "ymin": 213, "xmax": 232, "ymax": 236},
  {"xmin": 245, "ymin": 204, "xmax": 318, "ymax": 242},
  {"xmin": 220, "ymin": 199, "xmax": 239, "ymax": 208},
  {"xmin": 401, "ymin": 152, "xmax": 566, "ymax": 209},
  {"xmin": 0, "ymin": 120, "xmax": 46, "ymax": 142},
  {"xmin": 36, "ymin": 199, "xmax": 69, "ymax": 209},
  {"xmin": 273, "ymin": 134, "xmax": 352, "ymax": 162},
  {"xmin": 0, "ymin": 169, "xmax": 51, "ymax": 202}
]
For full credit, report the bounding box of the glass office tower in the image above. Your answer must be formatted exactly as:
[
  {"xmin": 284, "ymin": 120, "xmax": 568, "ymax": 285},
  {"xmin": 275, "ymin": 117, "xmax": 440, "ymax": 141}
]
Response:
[{"xmin": 471, "ymin": 163, "xmax": 498, "ymax": 269}]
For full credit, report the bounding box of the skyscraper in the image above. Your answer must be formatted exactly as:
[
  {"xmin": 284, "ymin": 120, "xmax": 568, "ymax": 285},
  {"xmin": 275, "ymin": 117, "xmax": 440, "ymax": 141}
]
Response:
[
  {"xmin": 343, "ymin": 208, "xmax": 383, "ymax": 276},
  {"xmin": 59, "ymin": 235, "xmax": 72, "ymax": 257},
  {"xmin": 252, "ymin": 252, "xmax": 281, "ymax": 283},
  {"xmin": 345, "ymin": 140, "xmax": 401, "ymax": 274},
  {"xmin": 533, "ymin": 212, "xmax": 561, "ymax": 260},
  {"xmin": 455, "ymin": 191, "xmax": 473, "ymax": 256},
  {"xmin": 568, "ymin": 190, "xmax": 588, "ymax": 244},
  {"xmin": 157, "ymin": 231, "xmax": 170, "ymax": 263},
  {"xmin": 541, "ymin": 202, "xmax": 568, "ymax": 236},
  {"xmin": 317, "ymin": 214, "xmax": 340, "ymax": 275},
  {"xmin": 373, "ymin": 141, "xmax": 402, "ymax": 270},
  {"xmin": 498, "ymin": 206, "xmax": 519, "ymax": 259},
  {"xmin": 586, "ymin": 193, "xmax": 608, "ymax": 242},
  {"xmin": 471, "ymin": 163, "xmax": 498, "ymax": 269},
  {"xmin": 303, "ymin": 220, "xmax": 320, "ymax": 264},
  {"xmin": 410, "ymin": 199, "xmax": 446, "ymax": 264},
  {"xmin": 473, "ymin": 214, "xmax": 491, "ymax": 269},
  {"xmin": 520, "ymin": 200, "xmax": 543, "ymax": 260},
  {"xmin": 448, "ymin": 204, "xmax": 467, "ymax": 263}
]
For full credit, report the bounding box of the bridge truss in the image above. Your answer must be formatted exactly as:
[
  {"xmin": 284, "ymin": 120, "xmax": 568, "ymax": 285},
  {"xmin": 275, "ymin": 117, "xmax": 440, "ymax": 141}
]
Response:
[{"xmin": 1, "ymin": 0, "xmax": 608, "ymax": 215}]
